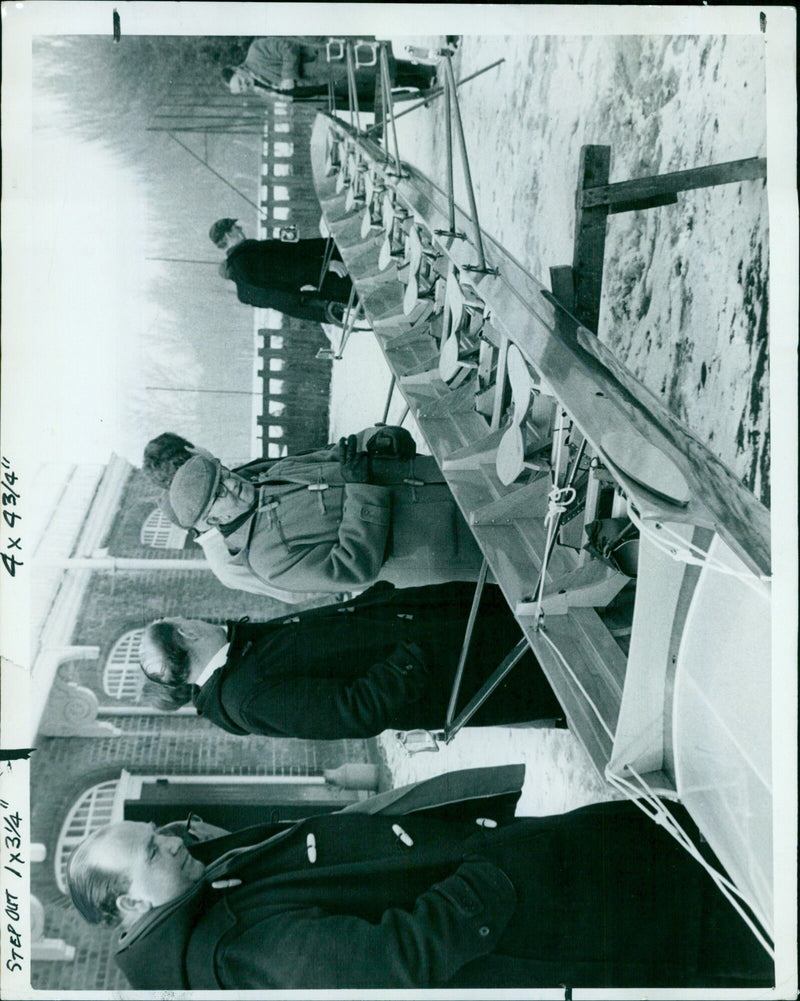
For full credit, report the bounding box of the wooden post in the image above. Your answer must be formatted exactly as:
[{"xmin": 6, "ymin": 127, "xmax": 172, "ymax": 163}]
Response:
[
  {"xmin": 548, "ymin": 265, "xmax": 576, "ymax": 312},
  {"xmin": 571, "ymin": 145, "xmax": 611, "ymax": 333}
]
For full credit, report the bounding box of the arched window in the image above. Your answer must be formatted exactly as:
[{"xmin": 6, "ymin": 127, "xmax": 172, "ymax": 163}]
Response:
[
  {"xmin": 103, "ymin": 630, "xmax": 145, "ymax": 701},
  {"xmin": 140, "ymin": 508, "xmax": 188, "ymax": 549},
  {"xmin": 55, "ymin": 780, "xmax": 121, "ymax": 893}
]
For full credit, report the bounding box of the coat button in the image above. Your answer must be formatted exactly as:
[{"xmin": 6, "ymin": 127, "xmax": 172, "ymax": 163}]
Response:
[
  {"xmin": 478, "ymin": 926, "xmax": 490, "ymax": 937},
  {"xmin": 392, "ymin": 823, "xmax": 414, "ymax": 847},
  {"xmin": 306, "ymin": 833, "xmax": 317, "ymax": 863},
  {"xmin": 211, "ymin": 878, "xmax": 242, "ymax": 890}
]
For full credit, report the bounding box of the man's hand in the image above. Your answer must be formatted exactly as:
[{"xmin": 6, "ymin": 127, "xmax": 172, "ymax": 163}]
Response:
[
  {"xmin": 186, "ymin": 815, "xmax": 230, "ymax": 842},
  {"xmin": 279, "ymin": 77, "xmax": 296, "ymax": 91},
  {"xmin": 327, "ymin": 260, "xmax": 348, "ymax": 278},
  {"xmin": 367, "ymin": 426, "xmax": 417, "ymax": 462},
  {"xmin": 339, "ymin": 435, "xmax": 371, "ymax": 483},
  {"xmin": 325, "ymin": 301, "xmax": 348, "ymax": 326}
]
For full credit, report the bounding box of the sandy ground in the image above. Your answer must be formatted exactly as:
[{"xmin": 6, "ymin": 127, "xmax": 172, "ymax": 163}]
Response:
[{"xmin": 330, "ymin": 34, "xmax": 769, "ymax": 806}]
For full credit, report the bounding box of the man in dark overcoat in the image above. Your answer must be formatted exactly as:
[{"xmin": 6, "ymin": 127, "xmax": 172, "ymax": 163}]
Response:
[
  {"xmin": 66, "ymin": 766, "xmax": 772, "ymax": 991},
  {"xmin": 210, "ymin": 217, "xmax": 353, "ymax": 323},
  {"xmin": 139, "ymin": 580, "xmax": 565, "ymax": 737}
]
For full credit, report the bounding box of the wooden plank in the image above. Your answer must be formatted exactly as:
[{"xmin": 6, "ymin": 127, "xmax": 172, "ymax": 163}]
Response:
[
  {"xmin": 535, "ymin": 560, "xmax": 630, "ymax": 615},
  {"xmin": 582, "ymin": 156, "xmax": 767, "ymax": 209},
  {"xmin": 516, "ymin": 611, "xmax": 624, "ymax": 776},
  {"xmin": 469, "ymin": 474, "xmax": 551, "ymax": 525},
  {"xmin": 607, "ymin": 192, "xmax": 678, "ymax": 214},
  {"xmin": 441, "ymin": 428, "xmax": 507, "ymax": 470},
  {"xmin": 572, "ymin": 145, "xmax": 611, "ymax": 333}
]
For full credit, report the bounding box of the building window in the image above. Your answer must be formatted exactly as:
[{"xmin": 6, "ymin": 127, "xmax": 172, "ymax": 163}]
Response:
[
  {"xmin": 55, "ymin": 780, "xmax": 120, "ymax": 893},
  {"xmin": 141, "ymin": 508, "xmax": 188, "ymax": 550},
  {"xmin": 103, "ymin": 630, "xmax": 145, "ymax": 701}
]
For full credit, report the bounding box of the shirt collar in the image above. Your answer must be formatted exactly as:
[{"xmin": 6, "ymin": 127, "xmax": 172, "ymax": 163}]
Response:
[{"xmin": 194, "ymin": 642, "xmax": 230, "ymax": 689}]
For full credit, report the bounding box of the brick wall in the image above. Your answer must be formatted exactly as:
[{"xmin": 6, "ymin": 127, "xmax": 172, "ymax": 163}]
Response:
[{"xmin": 104, "ymin": 467, "xmax": 199, "ymax": 558}]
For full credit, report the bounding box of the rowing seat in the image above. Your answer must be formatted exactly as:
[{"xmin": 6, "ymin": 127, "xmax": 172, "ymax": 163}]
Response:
[
  {"xmin": 378, "ymin": 196, "xmax": 411, "ymax": 271},
  {"xmin": 439, "ymin": 270, "xmax": 486, "ymax": 382},
  {"xmin": 360, "ymin": 169, "xmax": 386, "ymax": 238},
  {"xmin": 402, "ymin": 227, "xmax": 442, "ymax": 314},
  {"xmin": 344, "ymin": 159, "xmax": 368, "ymax": 212}
]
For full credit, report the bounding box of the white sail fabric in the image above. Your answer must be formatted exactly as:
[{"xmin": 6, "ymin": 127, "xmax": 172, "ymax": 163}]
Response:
[
  {"xmin": 607, "ymin": 528, "xmax": 772, "ymax": 934},
  {"xmin": 672, "ymin": 533, "xmax": 772, "ymax": 933}
]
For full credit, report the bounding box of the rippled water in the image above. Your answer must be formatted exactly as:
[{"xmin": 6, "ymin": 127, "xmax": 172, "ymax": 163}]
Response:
[{"xmin": 392, "ymin": 33, "xmax": 769, "ymax": 502}]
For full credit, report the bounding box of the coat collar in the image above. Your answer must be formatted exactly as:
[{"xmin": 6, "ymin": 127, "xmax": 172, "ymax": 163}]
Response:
[
  {"xmin": 115, "ymin": 824, "xmax": 297, "ymax": 988},
  {"xmin": 115, "ymin": 882, "xmax": 208, "ymax": 989},
  {"xmin": 192, "ymin": 666, "xmax": 248, "ymax": 735}
]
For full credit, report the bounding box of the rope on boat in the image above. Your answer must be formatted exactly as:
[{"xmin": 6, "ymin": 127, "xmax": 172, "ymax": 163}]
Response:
[
  {"xmin": 607, "ymin": 766, "xmax": 776, "ymax": 958},
  {"xmin": 625, "ymin": 498, "xmax": 771, "ymax": 598},
  {"xmin": 530, "ymin": 408, "xmax": 571, "ymax": 624},
  {"xmin": 544, "ymin": 485, "xmax": 576, "ymax": 529},
  {"xmin": 536, "ymin": 622, "xmax": 776, "ymax": 959}
]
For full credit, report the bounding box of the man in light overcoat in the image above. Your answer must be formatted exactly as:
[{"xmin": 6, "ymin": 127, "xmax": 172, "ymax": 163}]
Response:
[{"xmin": 166, "ymin": 427, "xmax": 485, "ymax": 594}]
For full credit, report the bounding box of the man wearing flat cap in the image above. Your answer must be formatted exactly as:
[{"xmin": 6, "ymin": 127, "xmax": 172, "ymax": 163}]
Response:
[
  {"xmin": 140, "ymin": 432, "xmax": 301, "ymax": 601},
  {"xmin": 164, "ymin": 425, "xmax": 485, "ymax": 595},
  {"xmin": 211, "ymin": 218, "xmax": 353, "ymax": 324}
]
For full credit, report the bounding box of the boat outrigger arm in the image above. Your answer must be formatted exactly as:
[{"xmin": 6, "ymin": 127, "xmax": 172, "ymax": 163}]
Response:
[{"xmin": 310, "ymin": 41, "xmax": 773, "ymax": 952}]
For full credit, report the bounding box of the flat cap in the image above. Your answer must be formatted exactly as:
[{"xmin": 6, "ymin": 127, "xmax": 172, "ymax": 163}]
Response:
[
  {"xmin": 209, "ymin": 217, "xmax": 238, "ymax": 247},
  {"xmin": 158, "ymin": 489, "xmax": 181, "ymax": 526},
  {"xmin": 169, "ymin": 455, "xmax": 222, "ymax": 528}
]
